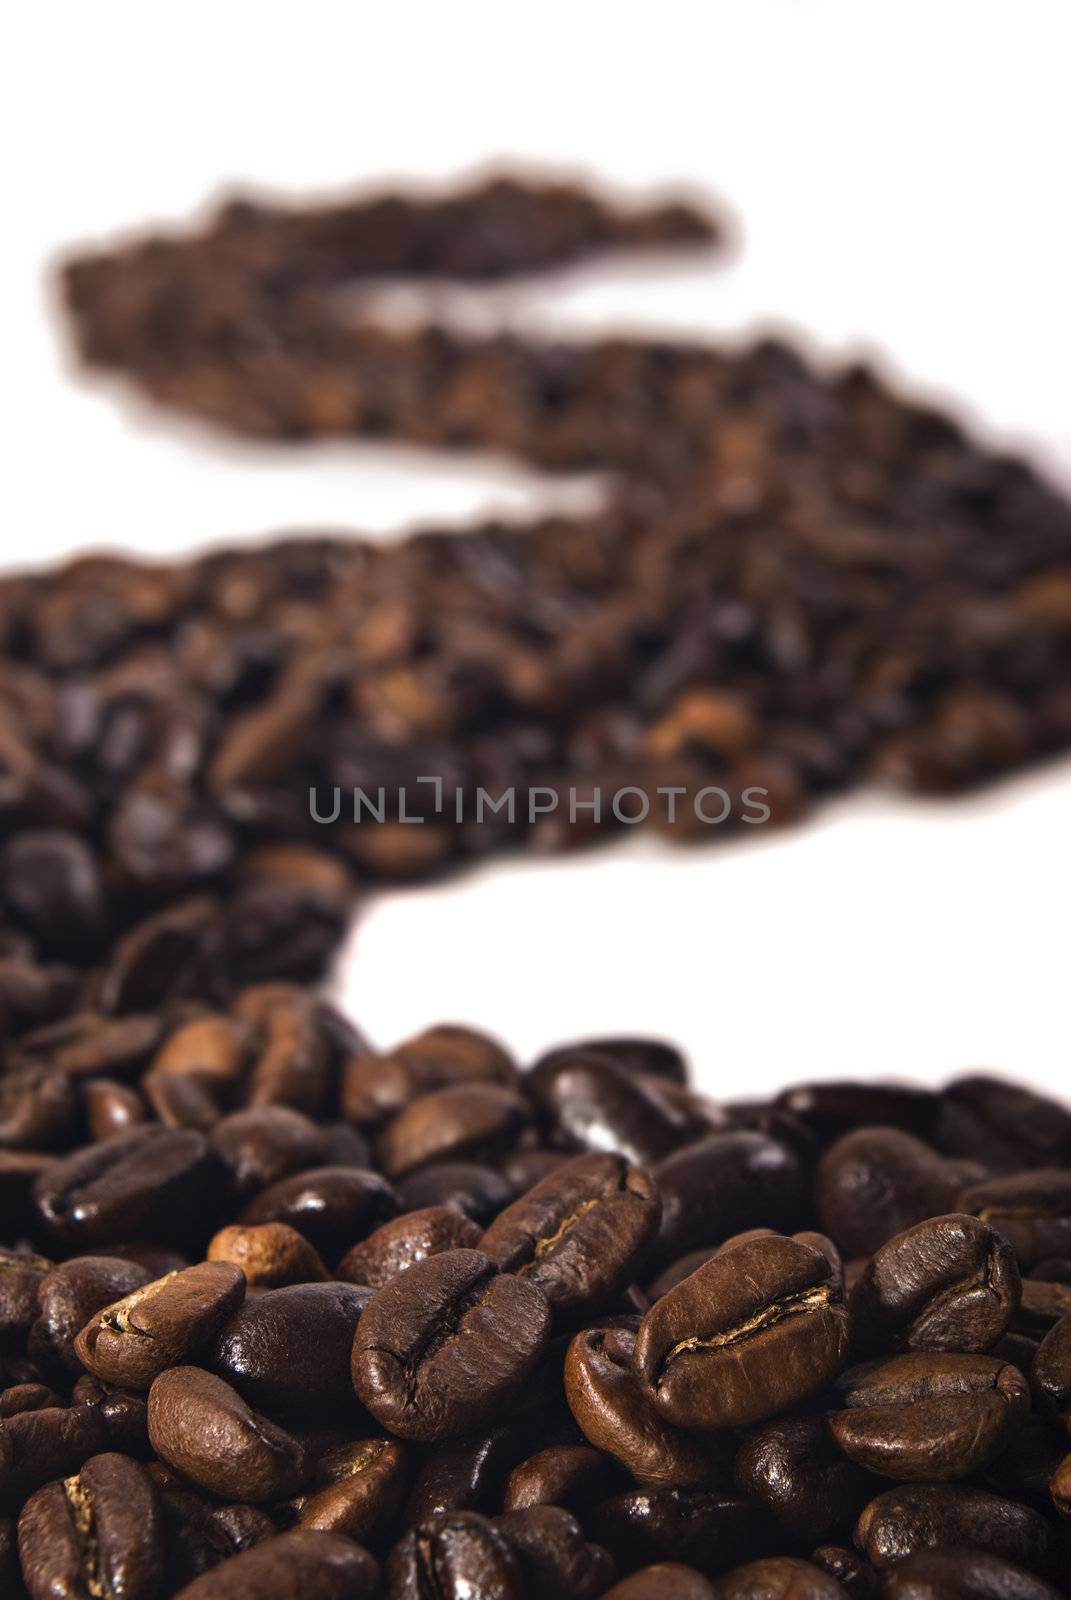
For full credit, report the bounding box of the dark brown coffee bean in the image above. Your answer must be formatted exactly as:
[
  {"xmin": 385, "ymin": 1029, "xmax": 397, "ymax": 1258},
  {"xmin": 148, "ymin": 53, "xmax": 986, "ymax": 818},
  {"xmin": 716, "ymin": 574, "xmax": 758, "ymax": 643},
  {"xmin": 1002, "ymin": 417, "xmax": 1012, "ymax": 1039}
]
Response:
[
  {"xmin": 1, "ymin": 831, "xmax": 106, "ymax": 959},
  {"xmin": 480, "ymin": 1153, "xmax": 661, "ymax": 1316},
  {"xmin": 291, "ymin": 1437, "xmax": 406, "ymax": 1541},
  {"xmin": 528, "ymin": 1053, "xmax": 695, "ymax": 1166},
  {"xmin": 809, "ymin": 1547, "xmax": 879, "ymax": 1600},
  {"xmin": 70, "ymin": 1374, "xmax": 150, "ymax": 1457},
  {"xmin": 209, "ymin": 1281, "xmax": 370, "ymax": 1412},
  {"xmin": 855, "ymin": 1484, "xmax": 1054, "ymax": 1573},
  {"xmin": 652, "ymin": 1132, "xmax": 805, "ymax": 1259},
  {"xmin": 1015, "ymin": 1277, "xmax": 1071, "ymax": 1333},
  {"xmin": 939, "ymin": 1076, "xmax": 1071, "ymax": 1173},
  {"xmin": 395, "ymin": 1161, "xmax": 513, "ymax": 1223},
  {"xmin": 817, "ymin": 1130, "xmax": 983, "ymax": 1258},
  {"xmin": 0, "ymin": 1062, "xmax": 77, "ymax": 1151},
  {"xmin": 152, "ymin": 1014, "xmax": 249, "ymax": 1080},
  {"xmin": 1031, "ymin": 1311, "xmax": 1071, "ymax": 1422},
  {"xmin": 338, "ymin": 1205, "xmax": 482, "ymax": 1287},
  {"xmin": 74, "ymin": 1261, "xmax": 245, "ymax": 1388},
  {"xmin": 0, "ymin": 1385, "xmax": 59, "ymax": 1418},
  {"xmin": 535, "ymin": 1037, "xmax": 688, "ymax": 1086},
  {"xmin": 829, "ymin": 1353, "xmax": 1028, "ymax": 1479},
  {"xmin": 401, "ymin": 1426, "xmax": 521, "ymax": 1527},
  {"xmin": 169, "ymin": 1528, "xmax": 379, "ymax": 1600},
  {"xmin": 375, "ymin": 1083, "xmax": 530, "ymax": 1179},
  {"xmin": 592, "ymin": 1489, "xmax": 760, "ymax": 1577},
  {"xmin": 598, "ymin": 1566, "xmax": 717, "ymax": 1600},
  {"xmin": 634, "ymin": 1234, "xmax": 850, "ymax": 1429},
  {"xmin": 387, "ymin": 1510, "xmax": 521, "ymax": 1600},
  {"xmin": 564, "ymin": 1325, "xmax": 714, "ymax": 1486},
  {"xmin": 777, "ymin": 1081, "xmax": 939, "ymax": 1143},
  {"xmin": 352, "ymin": 1248, "xmax": 551, "ymax": 1440},
  {"xmin": 0, "ymin": 1250, "xmax": 50, "ymax": 1352},
  {"xmin": 83, "ymin": 1077, "xmax": 146, "ymax": 1140},
  {"xmin": 209, "ymin": 1105, "xmax": 325, "ymax": 1199},
  {"xmin": 958, "ymin": 1171, "xmax": 1071, "ymax": 1267},
  {"xmin": 238, "ymin": 1166, "xmax": 397, "ymax": 1262},
  {"xmin": 710, "ymin": 1558, "xmax": 848, "ymax": 1600},
  {"xmin": 733, "ymin": 1416, "xmax": 871, "ymax": 1539},
  {"xmin": 0, "ymin": 1403, "xmax": 109, "ymax": 1499},
  {"xmin": 147, "ymin": 1364, "xmax": 308, "ymax": 1500},
  {"xmin": 34, "ymin": 1127, "xmax": 221, "ymax": 1249},
  {"xmin": 31, "ymin": 1255, "xmax": 154, "ymax": 1377},
  {"xmin": 17, "ymin": 1451, "xmax": 164, "ymax": 1600},
  {"xmin": 503, "ymin": 1443, "xmax": 613, "ymax": 1515},
  {"xmin": 1050, "ymin": 1448, "xmax": 1071, "ymax": 1517},
  {"xmin": 880, "ymin": 1549, "xmax": 1063, "ymax": 1600},
  {"xmin": 394, "ymin": 1024, "xmax": 516, "ymax": 1085},
  {"xmin": 849, "ymin": 1214, "xmax": 1020, "ymax": 1354},
  {"xmin": 206, "ymin": 1221, "xmax": 329, "ymax": 1286},
  {"xmin": 497, "ymin": 1504, "xmax": 615, "ymax": 1600}
]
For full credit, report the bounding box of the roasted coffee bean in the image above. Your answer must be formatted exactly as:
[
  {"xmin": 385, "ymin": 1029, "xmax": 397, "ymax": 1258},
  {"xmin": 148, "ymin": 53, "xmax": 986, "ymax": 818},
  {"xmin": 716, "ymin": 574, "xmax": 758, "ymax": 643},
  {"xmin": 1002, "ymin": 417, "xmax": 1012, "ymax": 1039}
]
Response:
[
  {"xmin": 528, "ymin": 1053, "xmax": 695, "ymax": 1166},
  {"xmin": 375, "ymin": 1083, "xmax": 530, "ymax": 1179},
  {"xmin": 147, "ymin": 1365, "xmax": 308, "ymax": 1501},
  {"xmin": 817, "ymin": 1130, "xmax": 983, "ymax": 1258},
  {"xmin": 209, "ymin": 1105, "xmax": 326, "ymax": 1199},
  {"xmin": 0, "ymin": 1062, "xmax": 77, "ymax": 1151},
  {"xmin": 402, "ymin": 1426, "xmax": 521, "ymax": 1526},
  {"xmin": 0, "ymin": 1385, "xmax": 59, "ymax": 1418},
  {"xmin": 169, "ymin": 1528, "xmax": 379, "ymax": 1600},
  {"xmin": 0, "ymin": 1404, "xmax": 109, "ymax": 1499},
  {"xmin": 809, "ymin": 1546, "xmax": 879, "ymax": 1600},
  {"xmin": 30, "ymin": 1255, "xmax": 153, "ymax": 1377},
  {"xmin": 855, "ymin": 1484, "xmax": 1054, "ymax": 1573},
  {"xmin": 17, "ymin": 1451, "xmax": 164, "ymax": 1600},
  {"xmin": 564, "ymin": 1325, "xmax": 714, "ymax": 1486},
  {"xmin": 599, "ymin": 1566, "xmax": 717, "ymax": 1600},
  {"xmin": 828, "ymin": 1353, "xmax": 1028, "ymax": 1479},
  {"xmin": 710, "ymin": 1558, "xmax": 848, "ymax": 1600},
  {"xmin": 534, "ymin": 1038, "xmax": 688, "ymax": 1087},
  {"xmin": 338, "ymin": 1205, "xmax": 481, "ymax": 1288},
  {"xmin": 939, "ymin": 1076, "xmax": 1071, "ymax": 1173},
  {"xmin": 592, "ymin": 1489, "xmax": 761, "ymax": 1577},
  {"xmin": 1016, "ymin": 1278, "xmax": 1071, "ymax": 1332},
  {"xmin": 1031, "ymin": 1311, "xmax": 1071, "ymax": 1421},
  {"xmin": 880, "ymin": 1549, "xmax": 1063, "ymax": 1600},
  {"xmin": 395, "ymin": 1162, "xmax": 514, "ymax": 1224},
  {"xmin": 481, "ymin": 1153, "xmax": 661, "ymax": 1317},
  {"xmin": 84, "ymin": 1077, "xmax": 146, "ymax": 1140},
  {"xmin": 291, "ymin": 1437, "xmax": 406, "ymax": 1541},
  {"xmin": 352, "ymin": 1248, "xmax": 551, "ymax": 1440},
  {"xmin": 652, "ymin": 1132, "xmax": 805, "ymax": 1259},
  {"xmin": 74, "ymin": 1261, "xmax": 245, "ymax": 1388},
  {"xmin": 503, "ymin": 1443, "xmax": 614, "ymax": 1515},
  {"xmin": 849, "ymin": 1214, "xmax": 1020, "ymax": 1354},
  {"xmin": 1, "ymin": 831, "xmax": 106, "ymax": 959},
  {"xmin": 206, "ymin": 1220, "xmax": 329, "ymax": 1286},
  {"xmin": 497, "ymin": 1504, "xmax": 615, "ymax": 1599},
  {"xmin": 776, "ymin": 1081, "xmax": 939, "ymax": 1143},
  {"xmin": 238, "ymin": 1166, "xmax": 397, "ymax": 1262},
  {"xmin": 0, "ymin": 1250, "xmax": 50, "ymax": 1352},
  {"xmin": 209, "ymin": 1281, "xmax": 369, "ymax": 1412},
  {"xmin": 733, "ymin": 1416, "xmax": 870, "ymax": 1539},
  {"xmin": 958, "ymin": 1172, "xmax": 1071, "ymax": 1267},
  {"xmin": 70, "ymin": 1374, "xmax": 150, "ymax": 1457},
  {"xmin": 388, "ymin": 1510, "xmax": 521, "ymax": 1600},
  {"xmin": 34, "ymin": 1127, "xmax": 221, "ymax": 1249},
  {"xmin": 151, "ymin": 1014, "xmax": 249, "ymax": 1081},
  {"xmin": 634, "ymin": 1234, "xmax": 850, "ymax": 1429}
]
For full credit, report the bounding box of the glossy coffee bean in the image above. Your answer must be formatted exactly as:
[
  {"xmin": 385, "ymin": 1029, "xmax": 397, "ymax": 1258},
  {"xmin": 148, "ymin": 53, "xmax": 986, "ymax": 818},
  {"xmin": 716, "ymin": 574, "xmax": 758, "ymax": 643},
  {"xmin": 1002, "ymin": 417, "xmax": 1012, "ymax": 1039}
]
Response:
[
  {"xmin": 939, "ymin": 1076, "xmax": 1071, "ymax": 1173},
  {"xmin": 147, "ymin": 1365, "xmax": 308, "ymax": 1501},
  {"xmin": 816, "ymin": 1129, "xmax": 983, "ymax": 1258},
  {"xmin": 481, "ymin": 1153, "xmax": 661, "ymax": 1317},
  {"xmin": 1031, "ymin": 1311, "xmax": 1071, "ymax": 1420},
  {"xmin": 338, "ymin": 1205, "xmax": 481, "ymax": 1288},
  {"xmin": 880, "ymin": 1548, "xmax": 1063, "ymax": 1600},
  {"xmin": 534, "ymin": 1037, "xmax": 688, "ymax": 1086},
  {"xmin": 598, "ymin": 1566, "xmax": 717, "ymax": 1600},
  {"xmin": 503, "ymin": 1443, "xmax": 613, "ymax": 1515},
  {"xmin": 809, "ymin": 1546, "xmax": 880, "ymax": 1600},
  {"xmin": 497, "ymin": 1504, "xmax": 615, "ymax": 1600},
  {"xmin": 0, "ymin": 1404, "xmax": 109, "ymax": 1500},
  {"xmin": 30, "ymin": 1255, "xmax": 153, "ymax": 1377},
  {"xmin": 17, "ymin": 1451, "xmax": 164, "ymax": 1600},
  {"xmin": 34, "ymin": 1127, "xmax": 221, "ymax": 1249},
  {"xmin": 828, "ymin": 1352, "xmax": 1028, "ymax": 1479},
  {"xmin": 634, "ymin": 1234, "xmax": 850, "ymax": 1429},
  {"xmin": 352, "ymin": 1249, "xmax": 550, "ymax": 1441},
  {"xmin": 0, "ymin": 1250, "xmax": 50, "ymax": 1352},
  {"xmin": 206, "ymin": 1220, "xmax": 329, "ymax": 1286},
  {"xmin": 592, "ymin": 1489, "xmax": 760, "ymax": 1578},
  {"xmin": 401, "ymin": 1426, "xmax": 521, "ymax": 1526},
  {"xmin": 849, "ymin": 1213, "xmax": 1020, "ymax": 1354},
  {"xmin": 393, "ymin": 1025, "xmax": 516, "ymax": 1086},
  {"xmin": 710, "ymin": 1558, "xmax": 847, "ymax": 1600},
  {"xmin": 291, "ymin": 1437, "xmax": 406, "ymax": 1541},
  {"xmin": 169, "ymin": 1528, "xmax": 379, "ymax": 1600},
  {"xmin": 375, "ymin": 1083, "xmax": 530, "ymax": 1179},
  {"xmin": 958, "ymin": 1171, "xmax": 1071, "ymax": 1267},
  {"xmin": 209, "ymin": 1105, "xmax": 325, "ymax": 1200},
  {"xmin": 70, "ymin": 1374, "xmax": 150, "ymax": 1457},
  {"xmin": 74, "ymin": 1261, "xmax": 245, "ymax": 1388},
  {"xmin": 564, "ymin": 1325, "xmax": 713, "ymax": 1486},
  {"xmin": 652, "ymin": 1132, "xmax": 804, "ymax": 1259},
  {"xmin": 210, "ymin": 1281, "xmax": 370, "ymax": 1411},
  {"xmin": 776, "ymin": 1081, "xmax": 938, "ymax": 1143},
  {"xmin": 733, "ymin": 1415, "xmax": 870, "ymax": 1539},
  {"xmin": 855, "ymin": 1484, "xmax": 1054, "ymax": 1573},
  {"xmin": 395, "ymin": 1161, "xmax": 513, "ymax": 1224},
  {"xmin": 0, "ymin": 1063, "xmax": 77, "ymax": 1151},
  {"xmin": 388, "ymin": 1510, "xmax": 520, "ymax": 1599},
  {"xmin": 238, "ymin": 1166, "xmax": 398, "ymax": 1263},
  {"xmin": 528, "ymin": 1053, "xmax": 695, "ymax": 1166}
]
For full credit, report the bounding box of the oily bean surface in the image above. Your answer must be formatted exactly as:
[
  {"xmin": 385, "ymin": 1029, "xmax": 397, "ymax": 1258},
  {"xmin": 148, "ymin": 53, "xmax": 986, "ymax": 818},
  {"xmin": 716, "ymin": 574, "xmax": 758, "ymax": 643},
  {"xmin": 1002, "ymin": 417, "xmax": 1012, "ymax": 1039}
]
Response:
[{"xmin": 146, "ymin": 1365, "xmax": 308, "ymax": 1501}]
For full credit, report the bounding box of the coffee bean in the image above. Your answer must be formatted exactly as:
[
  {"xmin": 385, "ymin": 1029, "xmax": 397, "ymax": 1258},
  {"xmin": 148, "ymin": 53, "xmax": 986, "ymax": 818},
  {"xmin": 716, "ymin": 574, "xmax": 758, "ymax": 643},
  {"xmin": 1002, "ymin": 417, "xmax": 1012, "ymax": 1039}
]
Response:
[
  {"xmin": 652, "ymin": 1132, "xmax": 805, "ymax": 1259},
  {"xmin": 1031, "ymin": 1311, "xmax": 1071, "ymax": 1421},
  {"xmin": 855, "ymin": 1484, "xmax": 1054, "ymax": 1573},
  {"xmin": 809, "ymin": 1546, "xmax": 880, "ymax": 1600},
  {"xmin": 535, "ymin": 1037, "xmax": 688, "ymax": 1086},
  {"xmin": 503, "ymin": 1443, "xmax": 613, "ymax": 1516},
  {"xmin": 817, "ymin": 1129, "xmax": 983, "ymax": 1258},
  {"xmin": 395, "ymin": 1162, "xmax": 514, "ymax": 1224},
  {"xmin": 0, "ymin": 1062, "xmax": 77, "ymax": 1151},
  {"xmin": 564, "ymin": 1325, "xmax": 714, "ymax": 1486},
  {"xmin": 70, "ymin": 1374, "xmax": 150, "ymax": 1457},
  {"xmin": 84, "ymin": 1077, "xmax": 146, "ymax": 1140},
  {"xmin": 880, "ymin": 1549, "xmax": 1063, "ymax": 1600},
  {"xmin": 209, "ymin": 1105, "xmax": 326, "ymax": 1199},
  {"xmin": 598, "ymin": 1566, "xmax": 717, "ymax": 1600},
  {"xmin": 0, "ymin": 1404, "xmax": 109, "ymax": 1500},
  {"xmin": 528, "ymin": 1053, "xmax": 694, "ymax": 1167},
  {"xmin": 939, "ymin": 1076, "xmax": 1071, "ymax": 1173},
  {"xmin": 0, "ymin": 1251, "xmax": 50, "ymax": 1352},
  {"xmin": 209, "ymin": 1281, "xmax": 369, "ymax": 1412},
  {"xmin": 147, "ymin": 1365, "xmax": 307, "ymax": 1501},
  {"xmin": 709, "ymin": 1558, "xmax": 848, "ymax": 1600},
  {"xmin": 351, "ymin": 1248, "xmax": 551, "ymax": 1440},
  {"xmin": 74, "ymin": 1261, "xmax": 245, "ymax": 1388},
  {"xmin": 34, "ymin": 1127, "xmax": 221, "ymax": 1250},
  {"xmin": 337, "ymin": 1205, "xmax": 481, "ymax": 1287},
  {"xmin": 375, "ymin": 1083, "xmax": 530, "ymax": 1179},
  {"xmin": 481, "ymin": 1153, "xmax": 661, "ymax": 1317},
  {"xmin": 30, "ymin": 1255, "xmax": 153, "ymax": 1377},
  {"xmin": 958, "ymin": 1171, "xmax": 1071, "ymax": 1267},
  {"xmin": 168, "ymin": 1528, "xmax": 379, "ymax": 1600},
  {"xmin": 592, "ymin": 1489, "xmax": 761, "ymax": 1577},
  {"xmin": 17, "ymin": 1451, "xmax": 164, "ymax": 1600},
  {"xmin": 402, "ymin": 1426, "xmax": 520, "ymax": 1526},
  {"xmin": 634, "ymin": 1234, "xmax": 850, "ymax": 1429},
  {"xmin": 206, "ymin": 1221, "xmax": 329, "ymax": 1286},
  {"xmin": 733, "ymin": 1415, "xmax": 870, "ymax": 1539},
  {"xmin": 849, "ymin": 1214, "xmax": 1020, "ymax": 1354},
  {"xmin": 291, "ymin": 1437, "xmax": 406, "ymax": 1542},
  {"xmin": 497, "ymin": 1504, "xmax": 615, "ymax": 1600},
  {"xmin": 777, "ymin": 1082, "xmax": 939, "ymax": 1144},
  {"xmin": 387, "ymin": 1510, "xmax": 521, "ymax": 1600},
  {"xmin": 238, "ymin": 1166, "xmax": 397, "ymax": 1263},
  {"xmin": 828, "ymin": 1352, "xmax": 1028, "ymax": 1479}
]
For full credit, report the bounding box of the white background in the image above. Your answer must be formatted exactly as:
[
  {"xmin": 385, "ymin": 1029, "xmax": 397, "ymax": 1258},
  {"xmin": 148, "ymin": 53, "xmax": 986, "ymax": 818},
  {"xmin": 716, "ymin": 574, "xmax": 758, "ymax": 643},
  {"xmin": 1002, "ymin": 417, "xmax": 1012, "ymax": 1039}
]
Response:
[{"xmin": 4, "ymin": 2, "xmax": 1070, "ymax": 1095}]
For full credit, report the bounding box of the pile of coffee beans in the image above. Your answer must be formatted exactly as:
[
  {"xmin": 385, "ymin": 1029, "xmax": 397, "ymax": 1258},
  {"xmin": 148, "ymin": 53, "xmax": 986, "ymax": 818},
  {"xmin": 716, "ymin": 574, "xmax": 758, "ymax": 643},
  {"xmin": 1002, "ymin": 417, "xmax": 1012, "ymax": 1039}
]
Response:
[{"xmin": 4, "ymin": 1024, "xmax": 1071, "ymax": 1598}]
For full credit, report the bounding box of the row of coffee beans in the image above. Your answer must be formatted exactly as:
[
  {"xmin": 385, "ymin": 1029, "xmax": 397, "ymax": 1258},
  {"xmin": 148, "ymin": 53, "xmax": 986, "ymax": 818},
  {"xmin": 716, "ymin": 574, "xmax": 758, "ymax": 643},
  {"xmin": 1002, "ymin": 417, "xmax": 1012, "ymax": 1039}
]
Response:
[
  {"xmin": 4, "ymin": 1019, "xmax": 1071, "ymax": 1597},
  {"xmin": 10, "ymin": 176, "xmax": 1061, "ymax": 973}
]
